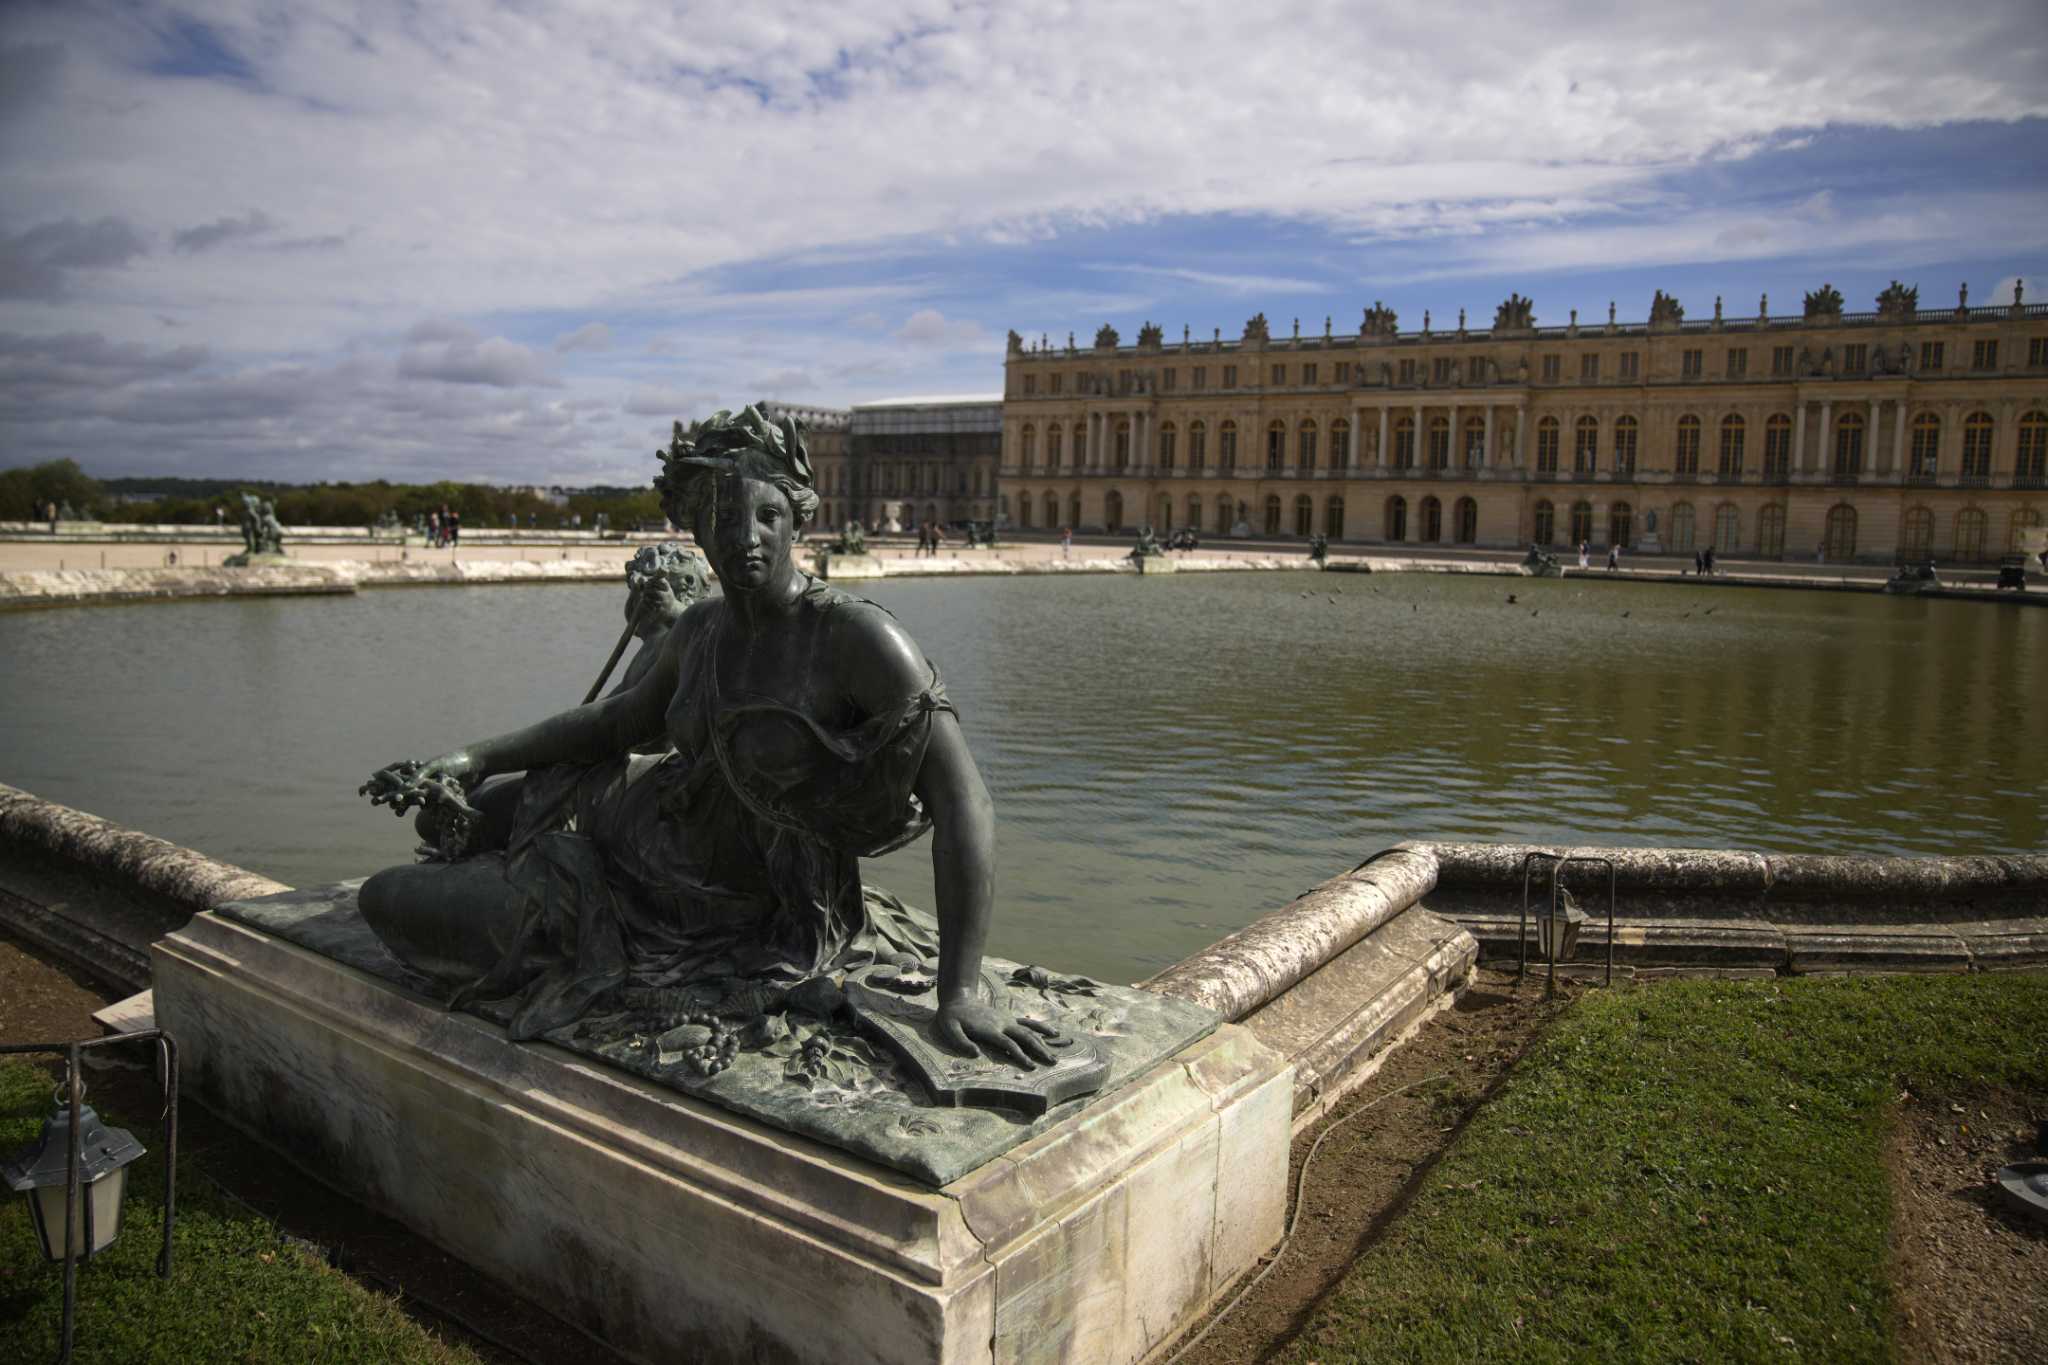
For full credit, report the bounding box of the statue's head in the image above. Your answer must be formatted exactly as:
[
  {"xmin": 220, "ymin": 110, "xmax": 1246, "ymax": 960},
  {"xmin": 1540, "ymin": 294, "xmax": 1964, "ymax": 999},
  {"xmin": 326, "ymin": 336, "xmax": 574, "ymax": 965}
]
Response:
[
  {"xmin": 656, "ymin": 405, "xmax": 819, "ymax": 590},
  {"xmin": 624, "ymin": 541, "xmax": 711, "ymax": 632}
]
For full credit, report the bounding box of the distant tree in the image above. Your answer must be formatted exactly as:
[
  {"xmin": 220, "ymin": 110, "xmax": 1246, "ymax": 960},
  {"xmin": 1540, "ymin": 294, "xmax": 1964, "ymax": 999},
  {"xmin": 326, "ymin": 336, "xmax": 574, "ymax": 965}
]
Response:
[{"xmin": 0, "ymin": 459, "xmax": 103, "ymax": 520}]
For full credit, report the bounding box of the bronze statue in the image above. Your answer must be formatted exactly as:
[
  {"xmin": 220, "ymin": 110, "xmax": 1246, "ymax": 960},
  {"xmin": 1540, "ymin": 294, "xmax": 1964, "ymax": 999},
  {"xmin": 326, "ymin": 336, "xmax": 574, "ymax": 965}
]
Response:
[{"xmin": 357, "ymin": 406, "xmax": 1058, "ymax": 1072}]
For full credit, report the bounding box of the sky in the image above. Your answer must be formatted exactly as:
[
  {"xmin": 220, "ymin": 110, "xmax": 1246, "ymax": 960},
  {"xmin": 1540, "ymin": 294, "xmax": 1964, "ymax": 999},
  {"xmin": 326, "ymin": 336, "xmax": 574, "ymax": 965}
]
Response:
[{"xmin": 2, "ymin": 1, "xmax": 2045, "ymax": 487}]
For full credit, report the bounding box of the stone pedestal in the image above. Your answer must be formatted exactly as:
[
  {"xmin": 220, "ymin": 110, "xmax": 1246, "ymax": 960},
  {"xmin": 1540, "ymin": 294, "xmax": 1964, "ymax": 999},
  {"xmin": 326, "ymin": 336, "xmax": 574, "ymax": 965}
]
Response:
[
  {"xmin": 1635, "ymin": 534, "xmax": 1661, "ymax": 554},
  {"xmin": 1131, "ymin": 555, "xmax": 1177, "ymax": 574},
  {"xmin": 818, "ymin": 552, "xmax": 884, "ymax": 580},
  {"xmin": 153, "ymin": 909, "xmax": 1290, "ymax": 1365}
]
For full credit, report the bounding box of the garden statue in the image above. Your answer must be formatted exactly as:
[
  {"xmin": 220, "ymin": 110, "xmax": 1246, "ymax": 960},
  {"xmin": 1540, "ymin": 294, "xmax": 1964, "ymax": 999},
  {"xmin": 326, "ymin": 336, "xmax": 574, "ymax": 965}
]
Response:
[
  {"xmin": 224, "ymin": 492, "xmax": 285, "ymax": 565},
  {"xmin": 355, "ymin": 406, "xmax": 1075, "ymax": 1104},
  {"xmin": 1308, "ymin": 533, "xmax": 1328, "ymax": 563},
  {"xmin": 831, "ymin": 520, "xmax": 867, "ymax": 556},
  {"xmin": 1521, "ymin": 544, "xmax": 1562, "ymax": 577},
  {"xmin": 1128, "ymin": 524, "xmax": 1165, "ymax": 559}
]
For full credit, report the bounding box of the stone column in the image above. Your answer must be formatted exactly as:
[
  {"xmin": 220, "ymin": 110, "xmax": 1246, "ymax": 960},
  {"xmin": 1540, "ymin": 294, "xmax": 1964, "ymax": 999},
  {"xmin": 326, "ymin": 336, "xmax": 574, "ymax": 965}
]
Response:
[
  {"xmin": 1892, "ymin": 399, "xmax": 1908, "ymax": 476},
  {"xmin": 1447, "ymin": 402, "xmax": 1460, "ymax": 470},
  {"xmin": 1793, "ymin": 403, "xmax": 1807, "ymax": 474},
  {"xmin": 1868, "ymin": 398, "xmax": 1880, "ymax": 476},
  {"xmin": 1412, "ymin": 402, "xmax": 1423, "ymax": 467},
  {"xmin": 1378, "ymin": 407, "xmax": 1389, "ymax": 468},
  {"xmin": 1817, "ymin": 400, "xmax": 1831, "ymax": 475},
  {"xmin": 1483, "ymin": 405, "xmax": 1495, "ymax": 470},
  {"xmin": 1516, "ymin": 405, "xmax": 1527, "ymax": 467},
  {"xmin": 1352, "ymin": 404, "xmax": 1364, "ymax": 470}
]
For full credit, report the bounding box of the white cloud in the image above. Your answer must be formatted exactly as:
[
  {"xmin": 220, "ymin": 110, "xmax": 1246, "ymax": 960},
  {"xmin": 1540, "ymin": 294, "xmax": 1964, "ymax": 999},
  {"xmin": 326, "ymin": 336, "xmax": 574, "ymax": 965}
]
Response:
[
  {"xmin": 553, "ymin": 320, "xmax": 612, "ymax": 353},
  {"xmin": 398, "ymin": 326, "xmax": 557, "ymax": 388},
  {"xmin": 894, "ymin": 307, "xmax": 984, "ymax": 348}
]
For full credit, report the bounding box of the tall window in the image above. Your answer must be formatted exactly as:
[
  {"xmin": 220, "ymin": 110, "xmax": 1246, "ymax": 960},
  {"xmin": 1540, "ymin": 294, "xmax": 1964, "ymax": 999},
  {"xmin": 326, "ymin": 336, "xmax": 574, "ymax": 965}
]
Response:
[
  {"xmin": 1186, "ymin": 495, "xmax": 1201, "ymax": 530},
  {"xmin": 1536, "ymin": 417, "xmax": 1560, "ymax": 474},
  {"xmin": 1193, "ymin": 366, "xmax": 1207, "ymax": 389},
  {"xmin": 1900, "ymin": 506, "xmax": 1933, "ymax": 557},
  {"xmin": 1428, "ymin": 417, "xmax": 1450, "ymax": 469},
  {"xmin": 1272, "ymin": 363, "xmax": 1286, "ymax": 385},
  {"xmin": 1105, "ymin": 490, "xmax": 1124, "ymax": 533},
  {"xmin": 1303, "ymin": 363, "xmax": 1318, "ymax": 385},
  {"xmin": 1162, "ymin": 369, "xmax": 1176, "ymax": 391},
  {"xmin": 1609, "ymin": 502, "xmax": 1633, "ymax": 548},
  {"xmin": 1158, "ymin": 422, "xmax": 1176, "ymax": 470},
  {"xmin": 1669, "ymin": 502, "xmax": 1696, "ymax": 552},
  {"xmin": 1714, "ymin": 503, "xmax": 1740, "ymax": 553},
  {"xmin": 1726, "ymin": 348, "xmax": 1748, "ymax": 379},
  {"xmin": 1217, "ymin": 495, "xmax": 1234, "ymax": 532},
  {"xmin": 1533, "ymin": 499, "xmax": 1556, "ymax": 545},
  {"xmin": 1325, "ymin": 496, "xmax": 1345, "ymax": 538},
  {"xmin": 1463, "ymin": 418, "xmax": 1485, "ymax": 467},
  {"xmin": 1047, "ymin": 426, "xmax": 1063, "ymax": 470},
  {"xmin": 1682, "ymin": 349, "xmax": 1703, "ymax": 377},
  {"xmin": 1771, "ymin": 346, "xmax": 1794, "ymax": 376},
  {"xmin": 1049, "ymin": 372, "xmax": 1063, "ymax": 395},
  {"xmin": 1017, "ymin": 491, "xmax": 1032, "ymax": 528},
  {"xmin": 1541, "ymin": 355, "xmax": 1561, "ymax": 383},
  {"xmin": 1972, "ymin": 339, "xmax": 1998, "ymax": 370},
  {"xmin": 1823, "ymin": 504, "xmax": 1857, "ymax": 560},
  {"xmin": 1759, "ymin": 504, "xmax": 1786, "ymax": 557},
  {"xmin": 1044, "ymin": 492, "xmax": 1058, "ymax": 527},
  {"xmin": 1613, "ymin": 416, "xmax": 1638, "ymax": 476},
  {"xmin": 1298, "ymin": 421, "xmax": 1317, "ymax": 471},
  {"xmin": 1961, "ymin": 412, "xmax": 1994, "ymax": 482},
  {"xmin": 1580, "ymin": 353, "xmax": 1599, "ymax": 382},
  {"xmin": 1294, "ymin": 495, "xmax": 1313, "ymax": 536},
  {"xmin": 1394, "ymin": 416, "xmax": 1417, "ymax": 469},
  {"xmin": 1674, "ymin": 415, "xmax": 1702, "ymax": 476},
  {"xmin": 1072, "ymin": 423, "xmax": 1087, "ymax": 466},
  {"xmin": 1222, "ymin": 365, "xmax": 1237, "ymax": 387},
  {"xmin": 1384, "ymin": 495, "xmax": 1407, "ymax": 542},
  {"xmin": 1833, "ymin": 412, "xmax": 1864, "ymax": 480},
  {"xmin": 1114, "ymin": 421, "xmax": 1131, "ymax": 470},
  {"xmin": 1569, "ymin": 500, "xmax": 1594, "ymax": 546},
  {"xmin": 1266, "ymin": 422, "xmax": 1285, "ymax": 470},
  {"xmin": 1263, "ymin": 494, "xmax": 1282, "ymax": 535},
  {"xmin": 1020, "ymin": 426, "xmax": 1036, "ymax": 470},
  {"xmin": 1220, "ymin": 422, "xmax": 1237, "ymax": 470},
  {"xmin": 2018, "ymin": 412, "xmax": 2047, "ymax": 485},
  {"xmin": 1453, "ymin": 497, "xmax": 1478, "ymax": 544},
  {"xmin": 1433, "ymin": 358, "xmax": 1453, "ymax": 384},
  {"xmin": 1718, "ymin": 415, "xmax": 1744, "ymax": 479},
  {"xmin": 1332, "ymin": 420, "xmax": 1351, "ymax": 469},
  {"xmin": 1158, "ymin": 493, "xmax": 1172, "ymax": 527},
  {"xmin": 1573, "ymin": 416, "xmax": 1597, "ymax": 475},
  {"xmin": 1954, "ymin": 508, "xmax": 1987, "ymax": 562},
  {"xmin": 1910, "ymin": 413, "xmax": 1940, "ymax": 481},
  {"xmin": 1419, "ymin": 496, "xmax": 1442, "ymax": 543},
  {"xmin": 1764, "ymin": 414, "xmax": 1792, "ymax": 481},
  {"xmin": 1618, "ymin": 352, "xmax": 1640, "ymax": 380},
  {"xmin": 1189, "ymin": 421, "xmax": 1207, "ymax": 470},
  {"xmin": 1842, "ymin": 344, "xmax": 1867, "ymax": 375},
  {"xmin": 1920, "ymin": 342, "xmax": 1944, "ymax": 371}
]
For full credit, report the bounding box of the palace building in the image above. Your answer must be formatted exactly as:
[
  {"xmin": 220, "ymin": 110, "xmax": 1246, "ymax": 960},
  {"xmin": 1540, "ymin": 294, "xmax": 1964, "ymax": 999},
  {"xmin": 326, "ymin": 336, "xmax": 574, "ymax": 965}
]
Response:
[
  {"xmin": 843, "ymin": 395, "xmax": 1003, "ymax": 533},
  {"xmin": 1000, "ymin": 284, "xmax": 2048, "ymax": 563},
  {"xmin": 758, "ymin": 401, "xmax": 850, "ymax": 528}
]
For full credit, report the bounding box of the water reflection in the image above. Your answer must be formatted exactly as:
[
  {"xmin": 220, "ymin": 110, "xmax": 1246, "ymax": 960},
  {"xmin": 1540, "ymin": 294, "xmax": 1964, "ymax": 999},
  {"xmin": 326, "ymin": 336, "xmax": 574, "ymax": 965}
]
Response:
[{"xmin": 1, "ymin": 573, "xmax": 2040, "ymax": 983}]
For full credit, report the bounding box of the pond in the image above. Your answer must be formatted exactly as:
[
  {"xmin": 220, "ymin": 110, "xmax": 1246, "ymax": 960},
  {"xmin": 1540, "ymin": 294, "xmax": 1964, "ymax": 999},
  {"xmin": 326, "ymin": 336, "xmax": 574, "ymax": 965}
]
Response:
[{"xmin": 2, "ymin": 571, "xmax": 2040, "ymax": 982}]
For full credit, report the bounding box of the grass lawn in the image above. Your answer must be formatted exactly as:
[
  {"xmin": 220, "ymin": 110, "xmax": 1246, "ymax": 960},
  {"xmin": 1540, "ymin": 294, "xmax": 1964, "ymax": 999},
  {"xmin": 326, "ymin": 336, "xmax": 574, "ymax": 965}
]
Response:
[
  {"xmin": 0, "ymin": 1058, "xmax": 481, "ymax": 1365},
  {"xmin": 1284, "ymin": 972, "xmax": 2048, "ymax": 1364}
]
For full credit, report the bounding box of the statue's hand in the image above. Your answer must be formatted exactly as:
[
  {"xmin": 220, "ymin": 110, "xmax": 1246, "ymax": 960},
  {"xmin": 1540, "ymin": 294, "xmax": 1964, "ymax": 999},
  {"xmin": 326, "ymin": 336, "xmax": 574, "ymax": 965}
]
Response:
[
  {"xmin": 934, "ymin": 998, "xmax": 1061, "ymax": 1070},
  {"xmin": 358, "ymin": 751, "xmax": 479, "ymax": 816}
]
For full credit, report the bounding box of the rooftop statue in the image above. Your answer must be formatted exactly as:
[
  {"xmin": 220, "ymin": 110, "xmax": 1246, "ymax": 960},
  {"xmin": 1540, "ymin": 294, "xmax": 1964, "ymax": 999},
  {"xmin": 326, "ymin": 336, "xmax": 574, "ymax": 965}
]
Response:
[{"xmin": 356, "ymin": 406, "xmax": 1064, "ymax": 1082}]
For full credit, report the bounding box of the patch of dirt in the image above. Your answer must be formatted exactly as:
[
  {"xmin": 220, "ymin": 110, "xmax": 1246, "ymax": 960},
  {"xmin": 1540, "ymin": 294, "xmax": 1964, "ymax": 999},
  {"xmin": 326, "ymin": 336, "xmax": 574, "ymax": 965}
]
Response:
[
  {"xmin": 0, "ymin": 928, "xmax": 627, "ymax": 1365},
  {"xmin": 1169, "ymin": 966, "xmax": 1574, "ymax": 1365},
  {"xmin": 1888, "ymin": 1087, "xmax": 2048, "ymax": 1365}
]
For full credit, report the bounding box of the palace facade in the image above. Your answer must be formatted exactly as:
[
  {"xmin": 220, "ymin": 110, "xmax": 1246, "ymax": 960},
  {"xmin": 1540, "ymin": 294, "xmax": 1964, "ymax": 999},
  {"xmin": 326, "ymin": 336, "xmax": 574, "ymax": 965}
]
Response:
[
  {"xmin": 759, "ymin": 401, "xmax": 849, "ymax": 528},
  {"xmin": 840, "ymin": 396, "xmax": 1003, "ymax": 532},
  {"xmin": 1000, "ymin": 286, "xmax": 2048, "ymax": 563}
]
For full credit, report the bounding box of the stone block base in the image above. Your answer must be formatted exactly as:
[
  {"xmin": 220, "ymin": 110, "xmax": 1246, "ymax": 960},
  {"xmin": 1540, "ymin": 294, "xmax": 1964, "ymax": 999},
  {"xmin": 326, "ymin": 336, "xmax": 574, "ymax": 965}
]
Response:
[
  {"xmin": 818, "ymin": 552, "xmax": 884, "ymax": 580},
  {"xmin": 152, "ymin": 913, "xmax": 1291, "ymax": 1365},
  {"xmin": 1131, "ymin": 555, "xmax": 1177, "ymax": 574}
]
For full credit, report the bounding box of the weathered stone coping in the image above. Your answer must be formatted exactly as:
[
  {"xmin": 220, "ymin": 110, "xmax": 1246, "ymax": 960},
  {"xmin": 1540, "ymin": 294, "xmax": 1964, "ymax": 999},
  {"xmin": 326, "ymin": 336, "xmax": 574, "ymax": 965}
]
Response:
[
  {"xmin": 0, "ymin": 558, "xmax": 624, "ymax": 609},
  {"xmin": 1140, "ymin": 849, "xmax": 1440, "ymax": 1020},
  {"xmin": 0, "ymin": 781, "xmax": 287, "ymax": 915}
]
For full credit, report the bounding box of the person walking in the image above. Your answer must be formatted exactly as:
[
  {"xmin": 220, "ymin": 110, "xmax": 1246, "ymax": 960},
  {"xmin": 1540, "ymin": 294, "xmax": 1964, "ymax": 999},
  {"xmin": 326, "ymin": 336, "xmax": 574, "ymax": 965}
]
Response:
[
  {"xmin": 1606, "ymin": 542, "xmax": 1620, "ymax": 571},
  {"xmin": 1702, "ymin": 545, "xmax": 1715, "ymax": 576},
  {"xmin": 1061, "ymin": 526, "xmax": 1072, "ymax": 556},
  {"xmin": 1578, "ymin": 540, "xmax": 1589, "ymax": 570},
  {"xmin": 1693, "ymin": 550, "xmax": 1704, "ymax": 576},
  {"xmin": 448, "ymin": 509, "xmax": 460, "ymax": 548},
  {"xmin": 427, "ymin": 510, "xmax": 440, "ymax": 548}
]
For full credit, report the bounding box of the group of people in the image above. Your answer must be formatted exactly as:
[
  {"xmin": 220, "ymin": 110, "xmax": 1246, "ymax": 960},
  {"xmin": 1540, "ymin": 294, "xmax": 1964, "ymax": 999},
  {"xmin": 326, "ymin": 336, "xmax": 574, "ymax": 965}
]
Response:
[
  {"xmin": 914, "ymin": 521, "xmax": 946, "ymax": 556},
  {"xmin": 425, "ymin": 505, "xmax": 460, "ymax": 548},
  {"xmin": 1692, "ymin": 547, "xmax": 1719, "ymax": 576}
]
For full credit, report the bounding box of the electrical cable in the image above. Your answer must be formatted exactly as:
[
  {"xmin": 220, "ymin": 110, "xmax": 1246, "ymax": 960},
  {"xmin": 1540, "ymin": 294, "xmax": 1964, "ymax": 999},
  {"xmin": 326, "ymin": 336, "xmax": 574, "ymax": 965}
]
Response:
[{"xmin": 1162, "ymin": 1070, "xmax": 1453, "ymax": 1364}]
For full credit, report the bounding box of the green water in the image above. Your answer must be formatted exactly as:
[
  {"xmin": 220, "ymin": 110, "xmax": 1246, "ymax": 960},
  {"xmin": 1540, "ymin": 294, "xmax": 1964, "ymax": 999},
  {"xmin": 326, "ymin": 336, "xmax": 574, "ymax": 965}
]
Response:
[{"xmin": 1, "ymin": 573, "xmax": 2040, "ymax": 981}]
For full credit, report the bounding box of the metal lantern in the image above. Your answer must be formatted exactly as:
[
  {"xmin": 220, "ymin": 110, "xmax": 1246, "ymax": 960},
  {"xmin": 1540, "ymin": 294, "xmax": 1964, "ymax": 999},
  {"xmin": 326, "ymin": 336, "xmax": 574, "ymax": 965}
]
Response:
[
  {"xmin": 3, "ymin": 1087, "xmax": 147, "ymax": 1263},
  {"xmin": 1537, "ymin": 887, "xmax": 1588, "ymax": 963}
]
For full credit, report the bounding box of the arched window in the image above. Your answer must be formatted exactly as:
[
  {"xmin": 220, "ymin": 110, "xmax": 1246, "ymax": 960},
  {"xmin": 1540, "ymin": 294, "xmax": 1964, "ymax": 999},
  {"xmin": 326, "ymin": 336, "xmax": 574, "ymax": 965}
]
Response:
[
  {"xmin": 1394, "ymin": 416, "xmax": 1417, "ymax": 468},
  {"xmin": 1384, "ymin": 495, "xmax": 1407, "ymax": 542},
  {"xmin": 1158, "ymin": 493, "xmax": 1172, "ymax": 528},
  {"xmin": 1713, "ymin": 503, "xmax": 1740, "ymax": 553},
  {"xmin": 1189, "ymin": 421, "xmax": 1207, "ymax": 470},
  {"xmin": 1325, "ymin": 496, "xmax": 1345, "ymax": 538},
  {"xmin": 1462, "ymin": 417, "xmax": 1485, "ymax": 468},
  {"xmin": 1186, "ymin": 495, "xmax": 1201, "ymax": 530},
  {"xmin": 1298, "ymin": 421, "xmax": 1317, "ymax": 471},
  {"xmin": 1220, "ymin": 421, "xmax": 1238, "ymax": 470},
  {"xmin": 1674, "ymin": 415, "xmax": 1701, "ymax": 477},
  {"xmin": 1823, "ymin": 503, "xmax": 1857, "ymax": 560},
  {"xmin": 1069, "ymin": 493, "xmax": 1082, "ymax": 530},
  {"xmin": 1017, "ymin": 490, "xmax": 1033, "ymax": 528},
  {"xmin": 2019, "ymin": 412, "xmax": 2047, "ymax": 485},
  {"xmin": 1568, "ymin": 500, "xmax": 1594, "ymax": 546},
  {"xmin": 1609, "ymin": 501, "xmax": 1633, "ymax": 548},
  {"xmin": 1758, "ymin": 504, "xmax": 1786, "ymax": 557},
  {"xmin": 1047, "ymin": 425, "xmax": 1063, "ymax": 470},
  {"xmin": 1573, "ymin": 416, "xmax": 1598, "ymax": 475},
  {"xmin": 1961, "ymin": 412, "xmax": 1994, "ymax": 482},
  {"xmin": 1669, "ymin": 501, "xmax": 1696, "ymax": 552},
  {"xmin": 1264, "ymin": 494, "xmax": 1282, "ymax": 534},
  {"xmin": 1217, "ymin": 494, "xmax": 1235, "ymax": 532},
  {"xmin": 1453, "ymin": 496, "xmax": 1478, "ymax": 544},
  {"xmin": 2010, "ymin": 507, "xmax": 2043, "ymax": 552},
  {"xmin": 1910, "ymin": 413, "xmax": 1940, "ymax": 481},
  {"xmin": 1833, "ymin": 412, "xmax": 1864, "ymax": 480},
  {"xmin": 1266, "ymin": 421, "xmax": 1285, "ymax": 470},
  {"xmin": 1043, "ymin": 492, "xmax": 1058, "ymax": 528},
  {"xmin": 1331, "ymin": 420, "xmax": 1351, "ymax": 469},
  {"xmin": 1764, "ymin": 414, "xmax": 1792, "ymax": 481},
  {"xmin": 1158, "ymin": 422, "xmax": 1176, "ymax": 469},
  {"xmin": 1718, "ymin": 416, "xmax": 1745, "ymax": 479},
  {"xmin": 1420, "ymin": 495, "xmax": 1443, "ymax": 543},
  {"xmin": 1900, "ymin": 506, "xmax": 1933, "ymax": 557},
  {"xmin": 1954, "ymin": 508, "xmax": 1987, "ymax": 561},
  {"xmin": 1114, "ymin": 420, "xmax": 1131, "ymax": 470},
  {"xmin": 1536, "ymin": 417, "xmax": 1560, "ymax": 475},
  {"xmin": 1613, "ymin": 416, "xmax": 1639, "ymax": 476},
  {"xmin": 1294, "ymin": 494, "xmax": 1313, "ymax": 536},
  {"xmin": 1532, "ymin": 499, "xmax": 1556, "ymax": 546},
  {"xmin": 1428, "ymin": 416, "xmax": 1450, "ymax": 469},
  {"xmin": 1020, "ymin": 425, "xmax": 1036, "ymax": 471},
  {"xmin": 1105, "ymin": 489, "xmax": 1124, "ymax": 532}
]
